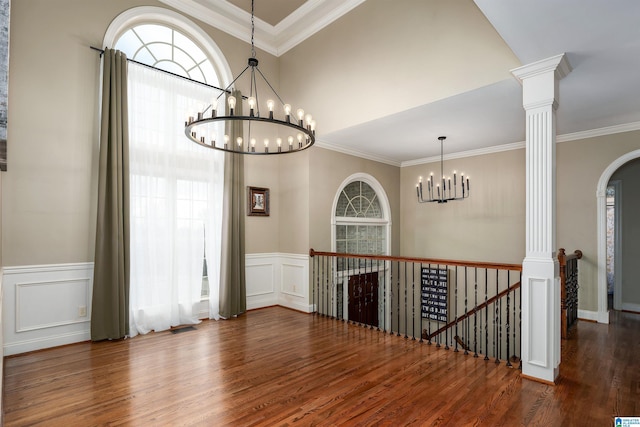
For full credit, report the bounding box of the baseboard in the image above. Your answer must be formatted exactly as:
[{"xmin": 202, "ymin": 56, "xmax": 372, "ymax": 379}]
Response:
[
  {"xmin": 247, "ymin": 293, "xmax": 278, "ymax": 311},
  {"xmin": 278, "ymin": 300, "xmax": 313, "ymax": 313},
  {"xmin": 621, "ymin": 302, "xmax": 640, "ymax": 314},
  {"xmin": 577, "ymin": 309, "xmax": 611, "ymax": 324},
  {"xmin": 3, "ymin": 330, "xmax": 91, "ymax": 356}
]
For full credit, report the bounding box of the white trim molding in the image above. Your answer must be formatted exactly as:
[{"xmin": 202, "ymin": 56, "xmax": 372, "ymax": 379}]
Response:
[
  {"xmin": 2, "ymin": 263, "xmax": 94, "ymax": 356},
  {"xmin": 400, "ymin": 121, "xmax": 640, "ymax": 169},
  {"xmin": 596, "ymin": 149, "xmax": 640, "ymax": 324},
  {"xmin": 577, "ymin": 309, "xmax": 599, "ymax": 322},
  {"xmin": 246, "ymin": 253, "xmax": 311, "ymax": 313},
  {"xmin": 158, "ymin": 0, "xmax": 366, "ymax": 56},
  {"xmin": 103, "ymin": 6, "xmax": 234, "ymax": 88}
]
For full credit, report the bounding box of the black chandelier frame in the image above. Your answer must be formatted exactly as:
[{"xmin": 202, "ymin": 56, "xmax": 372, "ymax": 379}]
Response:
[
  {"xmin": 184, "ymin": 1, "xmax": 315, "ymax": 155},
  {"xmin": 416, "ymin": 136, "xmax": 470, "ymax": 204}
]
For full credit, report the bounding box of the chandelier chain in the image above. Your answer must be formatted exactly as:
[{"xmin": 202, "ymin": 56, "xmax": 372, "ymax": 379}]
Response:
[
  {"xmin": 251, "ymin": 0, "xmax": 256, "ymax": 59},
  {"xmin": 183, "ymin": 0, "xmax": 316, "ymax": 155}
]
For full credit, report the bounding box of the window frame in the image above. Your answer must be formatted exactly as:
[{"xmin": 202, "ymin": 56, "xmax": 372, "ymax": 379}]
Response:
[{"xmin": 331, "ymin": 173, "xmax": 392, "ymax": 256}]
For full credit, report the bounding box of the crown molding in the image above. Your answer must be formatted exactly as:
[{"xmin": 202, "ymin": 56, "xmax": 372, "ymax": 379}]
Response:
[
  {"xmin": 511, "ymin": 53, "xmax": 572, "ymax": 84},
  {"xmin": 313, "ymin": 120, "xmax": 640, "ymax": 169},
  {"xmin": 556, "ymin": 120, "xmax": 640, "ymax": 143},
  {"xmin": 274, "ymin": 0, "xmax": 366, "ymax": 55},
  {"xmin": 401, "ymin": 121, "xmax": 640, "ymax": 168},
  {"xmin": 159, "ymin": 0, "xmax": 366, "ymax": 57},
  {"xmin": 158, "ymin": 0, "xmax": 278, "ymax": 55},
  {"xmin": 315, "ymin": 139, "xmax": 401, "ymax": 167},
  {"xmin": 401, "ymin": 141, "xmax": 526, "ymax": 168}
]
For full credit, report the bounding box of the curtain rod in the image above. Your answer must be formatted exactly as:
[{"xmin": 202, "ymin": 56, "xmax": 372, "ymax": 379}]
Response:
[{"xmin": 90, "ymin": 46, "xmax": 245, "ymax": 98}]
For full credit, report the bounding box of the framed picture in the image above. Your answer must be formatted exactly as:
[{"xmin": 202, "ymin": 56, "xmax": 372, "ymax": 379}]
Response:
[{"xmin": 247, "ymin": 186, "xmax": 269, "ymax": 216}]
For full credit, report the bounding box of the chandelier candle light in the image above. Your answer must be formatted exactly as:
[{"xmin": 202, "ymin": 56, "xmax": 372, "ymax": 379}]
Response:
[
  {"xmin": 184, "ymin": 0, "xmax": 315, "ymax": 154},
  {"xmin": 416, "ymin": 136, "xmax": 470, "ymax": 203}
]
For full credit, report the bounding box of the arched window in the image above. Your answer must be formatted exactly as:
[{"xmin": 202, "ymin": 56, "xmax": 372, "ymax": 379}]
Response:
[
  {"xmin": 115, "ymin": 24, "xmax": 218, "ymax": 85},
  {"xmin": 105, "ymin": 7, "xmax": 231, "ymax": 336},
  {"xmin": 333, "ymin": 177, "xmax": 390, "ymax": 257},
  {"xmin": 332, "ymin": 174, "xmax": 391, "ymax": 328}
]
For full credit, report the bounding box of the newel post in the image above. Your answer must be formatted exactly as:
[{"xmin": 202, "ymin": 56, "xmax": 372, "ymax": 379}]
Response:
[
  {"xmin": 558, "ymin": 248, "xmax": 568, "ymax": 339},
  {"xmin": 512, "ymin": 54, "xmax": 572, "ymax": 383}
]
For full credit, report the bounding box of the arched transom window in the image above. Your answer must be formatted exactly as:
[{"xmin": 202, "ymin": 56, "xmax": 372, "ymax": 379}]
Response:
[
  {"xmin": 334, "ymin": 180, "xmax": 388, "ymax": 256},
  {"xmin": 115, "ymin": 24, "xmax": 219, "ymax": 85}
]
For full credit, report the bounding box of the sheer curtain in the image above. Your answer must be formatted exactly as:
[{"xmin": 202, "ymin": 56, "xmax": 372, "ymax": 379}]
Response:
[{"xmin": 127, "ymin": 62, "xmax": 224, "ymax": 337}]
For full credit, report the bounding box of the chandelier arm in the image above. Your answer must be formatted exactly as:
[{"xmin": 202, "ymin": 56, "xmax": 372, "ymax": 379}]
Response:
[
  {"xmin": 255, "ymin": 67, "xmax": 287, "ymax": 107},
  {"xmin": 216, "ymin": 65, "xmax": 252, "ymax": 102},
  {"xmin": 250, "ymin": 67, "xmax": 260, "ymax": 116}
]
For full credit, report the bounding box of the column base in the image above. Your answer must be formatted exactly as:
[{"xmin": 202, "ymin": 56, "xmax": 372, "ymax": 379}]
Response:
[{"xmin": 521, "ymin": 257, "xmax": 560, "ymax": 383}]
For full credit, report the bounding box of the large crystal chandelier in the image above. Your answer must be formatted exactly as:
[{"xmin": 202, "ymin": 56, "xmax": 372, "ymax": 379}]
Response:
[{"xmin": 184, "ymin": 0, "xmax": 315, "ymax": 154}]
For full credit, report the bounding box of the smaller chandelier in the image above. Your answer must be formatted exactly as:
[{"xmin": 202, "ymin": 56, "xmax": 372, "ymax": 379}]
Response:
[
  {"xmin": 416, "ymin": 136, "xmax": 470, "ymax": 203},
  {"xmin": 184, "ymin": 0, "xmax": 315, "ymax": 155}
]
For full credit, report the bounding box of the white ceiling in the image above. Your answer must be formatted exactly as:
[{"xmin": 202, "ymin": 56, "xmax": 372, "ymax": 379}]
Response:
[{"xmin": 164, "ymin": 0, "xmax": 640, "ymax": 166}]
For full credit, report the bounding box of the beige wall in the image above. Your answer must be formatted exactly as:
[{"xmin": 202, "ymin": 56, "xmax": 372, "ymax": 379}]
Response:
[
  {"xmin": 400, "ymin": 130, "xmax": 640, "ymax": 313},
  {"xmin": 5, "ymin": 0, "xmax": 640, "ymax": 317},
  {"xmin": 557, "ymin": 130, "xmax": 640, "ymax": 311},
  {"xmin": 3, "ymin": 0, "xmax": 280, "ymax": 266},
  {"xmin": 308, "ymin": 147, "xmax": 401, "ymax": 255},
  {"xmin": 401, "ymin": 149, "xmax": 526, "ymax": 264},
  {"xmin": 277, "ymin": 150, "xmax": 311, "ymax": 254},
  {"xmin": 279, "ymin": 0, "xmax": 520, "ymax": 135},
  {"xmin": 244, "ymin": 155, "xmax": 281, "ymax": 254},
  {"xmin": 258, "ymin": 147, "xmax": 401, "ymax": 257}
]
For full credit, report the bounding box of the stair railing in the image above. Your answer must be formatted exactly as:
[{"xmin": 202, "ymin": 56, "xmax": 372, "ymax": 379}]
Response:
[
  {"xmin": 309, "ymin": 249, "xmax": 522, "ymax": 366},
  {"xmin": 558, "ymin": 248, "xmax": 583, "ymax": 339}
]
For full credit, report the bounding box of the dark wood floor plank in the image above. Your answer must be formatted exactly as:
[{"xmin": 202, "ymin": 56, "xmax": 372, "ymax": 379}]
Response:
[{"xmin": 3, "ymin": 307, "xmax": 640, "ymax": 426}]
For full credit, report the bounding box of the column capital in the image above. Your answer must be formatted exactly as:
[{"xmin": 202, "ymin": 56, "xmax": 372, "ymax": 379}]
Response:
[
  {"xmin": 511, "ymin": 53, "xmax": 572, "ymax": 84},
  {"xmin": 511, "ymin": 54, "xmax": 572, "ymax": 110}
]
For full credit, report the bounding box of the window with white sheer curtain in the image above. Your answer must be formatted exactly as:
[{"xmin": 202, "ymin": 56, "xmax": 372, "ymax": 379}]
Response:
[{"xmin": 119, "ymin": 29, "xmax": 225, "ymax": 336}]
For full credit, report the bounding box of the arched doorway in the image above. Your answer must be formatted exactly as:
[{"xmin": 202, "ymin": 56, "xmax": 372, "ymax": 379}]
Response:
[{"xmin": 597, "ymin": 149, "xmax": 640, "ymax": 323}]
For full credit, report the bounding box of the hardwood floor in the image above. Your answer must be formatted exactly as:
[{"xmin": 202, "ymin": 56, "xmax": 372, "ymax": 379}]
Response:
[{"xmin": 3, "ymin": 307, "xmax": 639, "ymax": 426}]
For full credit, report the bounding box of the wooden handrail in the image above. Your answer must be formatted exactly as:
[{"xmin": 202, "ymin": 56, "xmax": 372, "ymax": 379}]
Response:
[
  {"xmin": 424, "ymin": 281, "xmax": 521, "ymax": 340},
  {"xmin": 558, "ymin": 248, "xmax": 583, "ymax": 264},
  {"xmin": 309, "ymin": 249, "xmax": 523, "ymax": 271}
]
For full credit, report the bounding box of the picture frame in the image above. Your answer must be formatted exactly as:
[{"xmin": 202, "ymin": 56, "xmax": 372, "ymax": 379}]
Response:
[{"xmin": 247, "ymin": 186, "xmax": 269, "ymax": 216}]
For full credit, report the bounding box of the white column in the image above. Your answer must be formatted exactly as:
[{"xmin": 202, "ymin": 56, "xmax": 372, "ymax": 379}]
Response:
[{"xmin": 512, "ymin": 54, "xmax": 571, "ymax": 383}]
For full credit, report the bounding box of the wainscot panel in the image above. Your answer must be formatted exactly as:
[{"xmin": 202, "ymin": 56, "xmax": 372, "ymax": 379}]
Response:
[
  {"xmin": 2, "ymin": 263, "xmax": 94, "ymax": 356},
  {"xmin": 246, "ymin": 253, "xmax": 310, "ymax": 312}
]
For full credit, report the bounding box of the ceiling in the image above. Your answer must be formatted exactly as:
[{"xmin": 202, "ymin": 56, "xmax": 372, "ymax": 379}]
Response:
[
  {"xmin": 226, "ymin": 0, "xmax": 307, "ymax": 26},
  {"xmin": 163, "ymin": 0, "xmax": 640, "ymax": 166}
]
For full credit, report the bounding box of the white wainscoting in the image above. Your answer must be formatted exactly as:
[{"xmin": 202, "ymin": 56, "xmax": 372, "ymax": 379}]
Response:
[
  {"xmin": 2, "ymin": 254, "xmax": 309, "ymax": 356},
  {"xmin": 2, "ymin": 263, "xmax": 93, "ymax": 356},
  {"xmin": 246, "ymin": 253, "xmax": 310, "ymax": 313}
]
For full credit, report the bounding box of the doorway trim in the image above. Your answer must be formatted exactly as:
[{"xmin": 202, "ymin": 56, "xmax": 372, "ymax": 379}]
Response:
[
  {"xmin": 596, "ymin": 149, "xmax": 640, "ymax": 323},
  {"xmin": 608, "ymin": 180, "xmax": 623, "ymax": 311}
]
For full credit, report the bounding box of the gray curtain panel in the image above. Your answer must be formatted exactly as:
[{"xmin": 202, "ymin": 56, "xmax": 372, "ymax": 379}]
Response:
[
  {"xmin": 219, "ymin": 90, "xmax": 247, "ymax": 318},
  {"xmin": 91, "ymin": 48, "xmax": 130, "ymax": 340}
]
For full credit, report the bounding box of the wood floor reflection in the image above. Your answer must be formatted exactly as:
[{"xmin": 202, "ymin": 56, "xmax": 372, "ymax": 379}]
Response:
[{"xmin": 3, "ymin": 307, "xmax": 639, "ymax": 425}]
